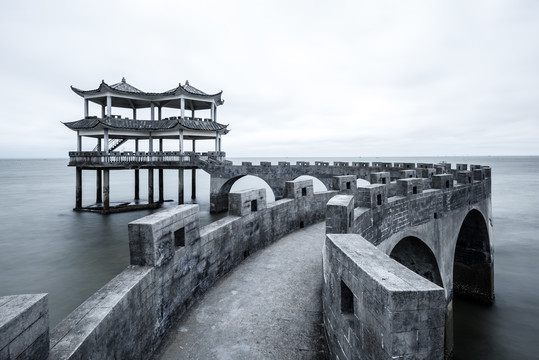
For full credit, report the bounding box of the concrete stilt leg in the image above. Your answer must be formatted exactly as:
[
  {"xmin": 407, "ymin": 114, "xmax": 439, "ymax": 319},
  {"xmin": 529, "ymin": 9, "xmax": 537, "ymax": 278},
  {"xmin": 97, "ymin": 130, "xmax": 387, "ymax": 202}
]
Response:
[
  {"xmin": 96, "ymin": 169, "xmax": 102, "ymax": 203},
  {"xmin": 159, "ymin": 169, "xmax": 164, "ymax": 202},
  {"xmin": 75, "ymin": 167, "xmax": 82, "ymax": 209},
  {"xmin": 134, "ymin": 169, "xmax": 140, "ymax": 201},
  {"xmin": 148, "ymin": 169, "xmax": 154, "ymax": 204},
  {"xmin": 103, "ymin": 169, "xmax": 110, "ymax": 212},
  {"xmin": 178, "ymin": 169, "xmax": 184, "ymax": 204},
  {"xmin": 191, "ymin": 169, "xmax": 196, "ymax": 199}
]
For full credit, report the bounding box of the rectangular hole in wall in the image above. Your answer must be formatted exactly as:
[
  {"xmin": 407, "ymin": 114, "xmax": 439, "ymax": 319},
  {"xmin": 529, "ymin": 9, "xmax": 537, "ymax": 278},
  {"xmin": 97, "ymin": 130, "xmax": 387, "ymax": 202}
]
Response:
[
  {"xmin": 174, "ymin": 227, "xmax": 185, "ymax": 248},
  {"xmin": 382, "ymin": 178, "xmax": 386, "ymax": 184},
  {"xmin": 434, "ymin": 212, "xmax": 438, "ymax": 219},
  {"xmin": 346, "ymin": 182, "xmax": 351, "ymax": 190},
  {"xmin": 251, "ymin": 200, "xmax": 258, "ymax": 212},
  {"xmin": 376, "ymin": 194, "xmax": 382, "ymax": 206},
  {"xmin": 413, "ymin": 186, "xmax": 418, "ymax": 194},
  {"xmin": 243, "ymin": 249, "xmax": 250, "ymax": 259},
  {"xmin": 302, "ymin": 187, "xmax": 307, "ymax": 196},
  {"xmin": 468, "ymin": 176, "xmax": 472, "ymax": 183},
  {"xmin": 300, "ymin": 221, "xmax": 305, "ymax": 228},
  {"xmin": 348, "ymin": 211, "xmax": 352, "ymax": 228},
  {"xmin": 341, "ymin": 280, "xmax": 354, "ymax": 316},
  {"xmin": 446, "ymin": 180, "xmax": 450, "ymax": 188}
]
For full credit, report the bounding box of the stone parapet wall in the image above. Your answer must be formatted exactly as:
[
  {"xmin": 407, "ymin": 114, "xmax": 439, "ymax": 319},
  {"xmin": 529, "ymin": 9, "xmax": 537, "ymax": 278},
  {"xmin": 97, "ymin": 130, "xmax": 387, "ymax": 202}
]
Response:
[
  {"xmin": 323, "ymin": 164, "xmax": 493, "ymax": 359},
  {"xmin": 47, "ymin": 179, "xmax": 338, "ymax": 360},
  {"xmin": 0, "ymin": 294, "xmax": 49, "ymax": 360},
  {"xmin": 323, "ymin": 234, "xmax": 445, "ymax": 359}
]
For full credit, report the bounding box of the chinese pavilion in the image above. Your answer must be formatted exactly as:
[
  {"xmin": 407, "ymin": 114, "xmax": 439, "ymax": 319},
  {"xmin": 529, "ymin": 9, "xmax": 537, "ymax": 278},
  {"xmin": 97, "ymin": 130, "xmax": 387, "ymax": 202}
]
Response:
[{"xmin": 64, "ymin": 78, "xmax": 229, "ymax": 213}]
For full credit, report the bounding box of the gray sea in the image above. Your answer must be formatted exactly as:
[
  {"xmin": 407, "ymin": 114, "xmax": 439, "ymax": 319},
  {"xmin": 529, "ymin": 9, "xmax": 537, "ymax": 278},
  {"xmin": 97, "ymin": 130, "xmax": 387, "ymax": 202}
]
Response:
[{"xmin": 0, "ymin": 156, "xmax": 537, "ymax": 359}]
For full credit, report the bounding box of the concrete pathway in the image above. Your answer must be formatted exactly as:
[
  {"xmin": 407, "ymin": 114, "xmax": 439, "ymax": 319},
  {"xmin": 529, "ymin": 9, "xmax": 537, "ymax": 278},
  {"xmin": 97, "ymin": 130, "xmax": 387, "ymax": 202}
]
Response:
[{"xmin": 154, "ymin": 222, "xmax": 327, "ymax": 360}]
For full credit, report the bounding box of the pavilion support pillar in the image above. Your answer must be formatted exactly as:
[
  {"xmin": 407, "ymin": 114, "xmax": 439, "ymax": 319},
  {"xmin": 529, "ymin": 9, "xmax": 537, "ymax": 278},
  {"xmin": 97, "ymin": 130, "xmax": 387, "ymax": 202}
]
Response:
[
  {"xmin": 179, "ymin": 130, "xmax": 184, "ymax": 153},
  {"xmin": 211, "ymin": 102, "xmax": 215, "ymax": 122},
  {"xmin": 84, "ymin": 99, "xmax": 89, "ymax": 118},
  {"xmin": 96, "ymin": 170, "xmax": 102, "ymax": 204},
  {"xmin": 103, "ymin": 169, "xmax": 110, "ymax": 212},
  {"xmin": 101, "ymin": 105, "xmax": 105, "ymax": 118},
  {"xmin": 151, "ymin": 103, "xmax": 155, "ymax": 121},
  {"xmin": 178, "ymin": 169, "xmax": 184, "ymax": 204},
  {"xmin": 104, "ymin": 129, "xmax": 109, "ymax": 154},
  {"xmin": 159, "ymin": 139, "xmax": 164, "ymax": 202},
  {"xmin": 75, "ymin": 167, "xmax": 82, "ymax": 210},
  {"xmin": 106, "ymin": 96, "xmax": 111, "ymax": 117},
  {"xmin": 134, "ymin": 139, "xmax": 139, "ymax": 201},
  {"xmin": 181, "ymin": 98, "xmax": 185, "ymax": 119},
  {"xmin": 191, "ymin": 169, "xmax": 196, "ymax": 199},
  {"xmin": 148, "ymin": 169, "xmax": 154, "ymax": 204},
  {"xmin": 132, "ymin": 108, "xmax": 137, "ymax": 120},
  {"xmin": 77, "ymin": 131, "xmax": 82, "ymax": 152},
  {"xmin": 96, "ymin": 138, "xmax": 102, "ymax": 203},
  {"xmin": 158, "ymin": 106, "xmax": 162, "ymax": 121}
]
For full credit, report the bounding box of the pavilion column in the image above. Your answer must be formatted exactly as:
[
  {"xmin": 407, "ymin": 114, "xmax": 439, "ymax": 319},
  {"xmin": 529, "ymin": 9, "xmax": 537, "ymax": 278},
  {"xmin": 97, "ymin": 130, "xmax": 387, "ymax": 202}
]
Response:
[
  {"xmin": 178, "ymin": 169, "xmax": 184, "ymax": 204},
  {"xmin": 215, "ymin": 132, "xmax": 219, "ymax": 152},
  {"xmin": 75, "ymin": 167, "xmax": 82, "ymax": 209},
  {"xmin": 104, "ymin": 129, "xmax": 109, "ymax": 154},
  {"xmin": 106, "ymin": 95, "xmax": 111, "ymax": 117},
  {"xmin": 96, "ymin": 138, "xmax": 102, "ymax": 203},
  {"xmin": 159, "ymin": 139, "xmax": 164, "ymax": 203},
  {"xmin": 191, "ymin": 108, "xmax": 195, "ymax": 119},
  {"xmin": 101, "ymin": 105, "xmax": 105, "ymax": 118},
  {"xmin": 149, "ymin": 132, "xmax": 153, "ymax": 152},
  {"xmin": 148, "ymin": 169, "xmax": 154, "ymax": 204},
  {"xmin": 151, "ymin": 103, "xmax": 155, "ymax": 121},
  {"xmin": 179, "ymin": 130, "xmax": 184, "ymax": 154},
  {"xmin": 181, "ymin": 98, "xmax": 185, "ymax": 119},
  {"xmin": 211, "ymin": 102, "xmax": 215, "ymax": 122},
  {"xmin": 213, "ymin": 103, "xmax": 217, "ymax": 122},
  {"xmin": 103, "ymin": 169, "xmax": 110, "ymax": 212},
  {"xmin": 84, "ymin": 99, "xmax": 89, "ymax": 118},
  {"xmin": 77, "ymin": 131, "xmax": 82, "ymax": 151},
  {"xmin": 133, "ymin": 108, "xmax": 137, "ymax": 120},
  {"xmin": 158, "ymin": 106, "xmax": 162, "ymax": 121},
  {"xmin": 134, "ymin": 139, "xmax": 139, "ymax": 200}
]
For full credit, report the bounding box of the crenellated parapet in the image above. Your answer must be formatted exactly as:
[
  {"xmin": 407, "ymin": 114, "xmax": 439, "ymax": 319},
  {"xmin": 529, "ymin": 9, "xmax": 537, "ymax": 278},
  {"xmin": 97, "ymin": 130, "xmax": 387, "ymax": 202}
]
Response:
[{"xmin": 323, "ymin": 163, "xmax": 493, "ymax": 359}]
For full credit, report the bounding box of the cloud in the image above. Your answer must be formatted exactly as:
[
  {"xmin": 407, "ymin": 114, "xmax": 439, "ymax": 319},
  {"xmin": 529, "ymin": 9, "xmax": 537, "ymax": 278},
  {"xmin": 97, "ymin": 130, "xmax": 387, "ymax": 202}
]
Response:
[{"xmin": 0, "ymin": 0, "xmax": 537, "ymax": 158}]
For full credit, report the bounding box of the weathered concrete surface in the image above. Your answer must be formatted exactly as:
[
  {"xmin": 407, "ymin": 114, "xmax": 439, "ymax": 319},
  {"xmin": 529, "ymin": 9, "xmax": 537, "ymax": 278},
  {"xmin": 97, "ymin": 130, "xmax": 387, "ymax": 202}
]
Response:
[
  {"xmin": 153, "ymin": 222, "xmax": 328, "ymax": 360},
  {"xmin": 0, "ymin": 294, "xmax": 49, "ymax": 360}
]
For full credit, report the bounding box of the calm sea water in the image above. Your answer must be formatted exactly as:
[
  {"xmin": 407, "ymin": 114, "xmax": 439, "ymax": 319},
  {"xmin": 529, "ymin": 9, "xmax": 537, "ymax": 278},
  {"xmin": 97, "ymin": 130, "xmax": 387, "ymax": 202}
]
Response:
[{"xmin": 0, "ymin": 156, "xmax": 537, "ymax": 359}]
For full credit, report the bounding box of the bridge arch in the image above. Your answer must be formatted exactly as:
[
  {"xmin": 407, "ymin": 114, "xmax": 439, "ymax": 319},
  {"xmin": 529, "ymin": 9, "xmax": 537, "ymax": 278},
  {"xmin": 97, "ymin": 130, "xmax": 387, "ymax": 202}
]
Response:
[
  {"xmin": 390, "ymin": 236, "xmax": 443, "ymax": 287},
  {"xmin": 210, "ymin": 175, "xmax": 276, "ymax": 213},
  {"xmin": 453, "ymin": 208, "xmax": 494, "ymax": 304},
  {"xmin": 294, "ymin": 175, "xmax": 327, "ymax": 193}
]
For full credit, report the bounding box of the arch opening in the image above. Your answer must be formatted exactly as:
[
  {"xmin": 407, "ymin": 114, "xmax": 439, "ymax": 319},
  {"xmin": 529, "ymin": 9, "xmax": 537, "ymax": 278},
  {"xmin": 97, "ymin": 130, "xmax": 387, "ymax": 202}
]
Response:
[
  {"xmin": 390, "ymin": 236, "xmax": 443, "ymax": 287},
  {"xmin": 211, "ymin": 175, "xmax": 276, "ymax": 214},
  {"xmin": 453, "ymin": 209, "xmax": 494, "ymax": 304},
  {"xmin": 294, "ymin": 175, "xmax": 328, "ymax": 193}
]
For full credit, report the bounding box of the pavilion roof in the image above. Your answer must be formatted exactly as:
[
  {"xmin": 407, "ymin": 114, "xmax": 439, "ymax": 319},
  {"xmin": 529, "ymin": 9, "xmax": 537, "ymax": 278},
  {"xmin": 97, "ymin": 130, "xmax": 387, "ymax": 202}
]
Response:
[
  {"xmin": 63, "ymin": 116, "xmax": 229, "ymax": 133},
  {"xmin": 71, "ymin": 78, "xmax": 224, "ymax": 110}
]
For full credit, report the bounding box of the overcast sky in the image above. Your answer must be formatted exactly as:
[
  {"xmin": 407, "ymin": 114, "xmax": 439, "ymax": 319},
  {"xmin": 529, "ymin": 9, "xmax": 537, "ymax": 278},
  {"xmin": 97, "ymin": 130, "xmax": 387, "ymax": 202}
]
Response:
[{"xmin": 0, "ymin": 0, "xmax": 537, "ymax": 158}]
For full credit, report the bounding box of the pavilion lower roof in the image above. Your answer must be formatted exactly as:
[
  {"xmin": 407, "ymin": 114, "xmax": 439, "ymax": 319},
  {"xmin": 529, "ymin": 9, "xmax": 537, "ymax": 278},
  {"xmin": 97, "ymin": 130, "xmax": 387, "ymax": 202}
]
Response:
[{"xmin": 63, "ymin": 117, "xmax": 229, "ymax": 132}]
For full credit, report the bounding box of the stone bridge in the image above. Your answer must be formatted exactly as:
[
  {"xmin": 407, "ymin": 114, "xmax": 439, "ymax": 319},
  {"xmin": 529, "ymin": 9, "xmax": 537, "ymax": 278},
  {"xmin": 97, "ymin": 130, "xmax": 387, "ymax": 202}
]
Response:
[{"xmin": 0, "ymin": 161, "xmax": 492, "ymax": 360}]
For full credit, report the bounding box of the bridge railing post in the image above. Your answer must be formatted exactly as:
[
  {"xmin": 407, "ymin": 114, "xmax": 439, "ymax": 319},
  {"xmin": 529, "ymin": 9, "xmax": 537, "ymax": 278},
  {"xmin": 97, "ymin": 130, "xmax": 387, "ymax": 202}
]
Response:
[{"xmin": 326, "ymin": 195, "xmax": 354, "ymax": 234}]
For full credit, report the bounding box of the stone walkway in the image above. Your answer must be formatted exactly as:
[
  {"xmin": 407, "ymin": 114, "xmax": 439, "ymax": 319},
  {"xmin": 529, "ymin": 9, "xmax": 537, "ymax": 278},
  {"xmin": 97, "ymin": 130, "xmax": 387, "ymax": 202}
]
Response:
[{"xmin": 154, "ymin": 222, "xmax": 327, "ymax": 360}]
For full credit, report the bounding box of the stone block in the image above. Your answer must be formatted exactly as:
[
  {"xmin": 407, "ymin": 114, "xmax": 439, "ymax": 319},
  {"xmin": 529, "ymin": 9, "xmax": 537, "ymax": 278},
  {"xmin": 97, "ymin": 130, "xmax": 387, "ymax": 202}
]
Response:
[
  {"xmin": 241, "ymin": 161, "xmax": 252, "ymax": 167},
  {"xmin": 417, "ymin": 163, "xmax": 434, "ymax": 169},
  {"xmin": 396, "ymin": 178, "xmax": 423, "ymax": 196},
  {"xmin": 457, "ymin": 171, "xmax": 473, "ymax": 185},
  {"xmin": 372, "ymin": 161, "xmax": 392, "ymax": 169},
  {"xmin": 296, "ymin": 161, "xmax": 310, "ymax": 166},
  {"xmin": 285, "ymin": 179, "xmax": 314, "ymax": 199},
  {"xmin": 260, "ymin": 161, "xmax": 271, "ymax": 167},
  {"xmin": 0, "ymin": 294, "xmax": 49, "ymax": 360},
  {"xmin": 326, "ymin": 195, "xmax": 354, "ymax": 234},
  {"xmin": 351, "ymin": 162, "xmax": 369, "ymax": 167},
  {"xmin": 432, "ymin": 174, "xmax": 454, "ymax": 190},
  {"xmin": 417, "ymin": 168, "xmax": 436, "ymax": 179},
  {"xmin": 473, "ymin": 168, "xmax": 485, "ymax": 181},
  {"xmin": 456, "ymin": 164, "xmax": 467, "ymax": 171},
  {"xmin": 278, "ymin": 161, "xmax": 290, "ymax": 167},
  {"xmin": 128, "ymin": 205, "xmax": 200, "ymax": 267},
  {"xmin": 333, "ymin": 161, "xmax": 349, "ymax": 167},
  {"xmin": 370, "ymin": 172, "xmax": 390, "ymax": 185},
  {"xmin": 332, "ymin": 175, "xmax": 357, "ymax": 192},
  {"xmin": 357, "ymin": 184, "xmax": 387, "ymax": 209},
  {"xmin": 399, "ymin": 170, "xmax": 416, "ymax": 179},
  {"xmin": 228, "ymin": 188, "xmax": 267, "ymax": 216},
  {"xmin": 394, "ymin": 162, "xmax": 416, "ymax": 169},
  {"xmin": 315, "ymin": 161, "xmax": 329, "ymax": 167}
]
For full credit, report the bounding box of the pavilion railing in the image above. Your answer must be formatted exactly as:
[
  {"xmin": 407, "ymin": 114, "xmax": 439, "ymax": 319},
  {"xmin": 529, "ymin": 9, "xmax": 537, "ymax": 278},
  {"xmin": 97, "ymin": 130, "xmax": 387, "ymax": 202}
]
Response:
[{"xmin": 68, "ymin": 151, "xmax": 226, "ymax": 166}]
